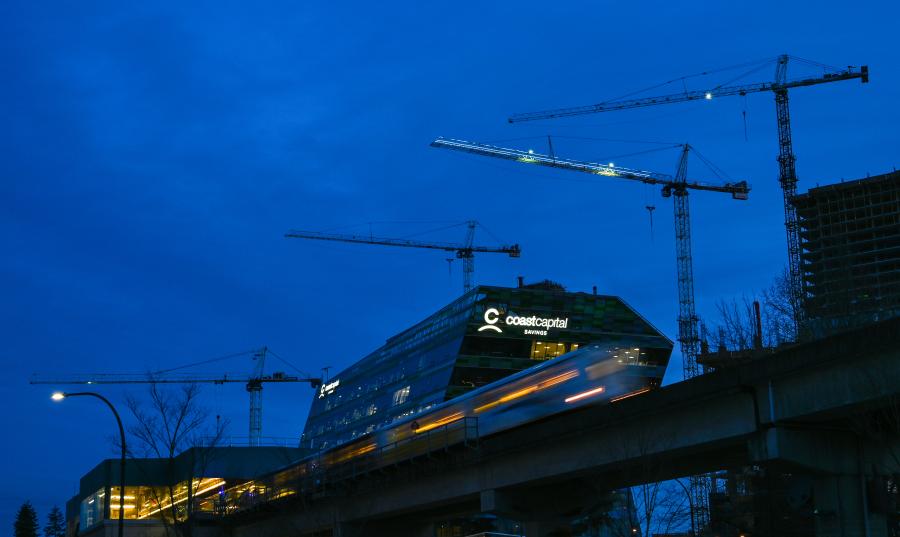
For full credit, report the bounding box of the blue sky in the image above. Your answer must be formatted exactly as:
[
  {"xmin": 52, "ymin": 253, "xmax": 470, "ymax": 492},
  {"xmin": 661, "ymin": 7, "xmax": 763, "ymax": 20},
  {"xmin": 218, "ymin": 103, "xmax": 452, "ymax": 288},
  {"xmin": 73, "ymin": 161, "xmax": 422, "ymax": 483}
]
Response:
[{"xmin": 2, "ymin": 0, "xmax": 897, "ymax": 528}]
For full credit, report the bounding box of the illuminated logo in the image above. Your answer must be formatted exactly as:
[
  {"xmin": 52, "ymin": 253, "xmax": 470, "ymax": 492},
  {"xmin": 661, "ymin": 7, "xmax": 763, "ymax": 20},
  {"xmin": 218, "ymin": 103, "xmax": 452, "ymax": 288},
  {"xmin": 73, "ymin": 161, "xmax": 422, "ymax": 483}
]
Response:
[
  {"xmin": 478, "ymin": 308, "xmax": 503, "ymax": 333},
  {"xmin": 477, "ymin": 306, "xmax": 569, "ymax": 336},
  {"xmin": 318, "ymin": 379, "xmax": 340, "ymax": 398}
]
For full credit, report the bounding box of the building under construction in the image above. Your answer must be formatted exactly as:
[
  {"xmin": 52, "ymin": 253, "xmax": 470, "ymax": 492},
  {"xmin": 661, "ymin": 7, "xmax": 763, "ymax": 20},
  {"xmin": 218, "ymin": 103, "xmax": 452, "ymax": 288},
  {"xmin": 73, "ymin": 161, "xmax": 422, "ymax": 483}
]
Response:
[{"xmin": 794, "ymin": 169, "xmax": 900, "ymax": 333}]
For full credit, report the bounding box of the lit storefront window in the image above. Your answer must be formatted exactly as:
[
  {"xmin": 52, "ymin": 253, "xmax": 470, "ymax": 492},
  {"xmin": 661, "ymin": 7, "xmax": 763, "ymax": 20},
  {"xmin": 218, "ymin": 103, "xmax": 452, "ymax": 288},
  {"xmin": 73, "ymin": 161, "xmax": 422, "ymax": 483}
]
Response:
[{"xmin": 82, "ymin": 478, "xmax": 226, "ymax": 525}]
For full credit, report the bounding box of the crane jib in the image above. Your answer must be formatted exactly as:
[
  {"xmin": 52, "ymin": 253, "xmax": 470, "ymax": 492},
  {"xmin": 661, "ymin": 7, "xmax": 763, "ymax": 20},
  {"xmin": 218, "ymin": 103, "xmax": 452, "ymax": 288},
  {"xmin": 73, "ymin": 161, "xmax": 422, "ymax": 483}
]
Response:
[
  {"xmin": 508, "ymin": 65, "xmax": 867, "ymax": 123},
  {"xmin": 285, "ymin": 230, "xmax": 518, "ymax": 256},
  {"xmin": 431, "ymin": 138, "xmax": 749, "ymax": 198}
]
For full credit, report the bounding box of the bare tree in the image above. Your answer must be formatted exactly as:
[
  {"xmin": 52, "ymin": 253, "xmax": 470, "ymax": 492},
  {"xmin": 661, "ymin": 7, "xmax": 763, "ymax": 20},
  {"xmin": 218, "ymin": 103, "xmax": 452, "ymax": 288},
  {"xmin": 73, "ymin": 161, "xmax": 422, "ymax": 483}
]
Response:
[
  {"xmin": 617, "ymin": 480, "xmax": 693, "ymax": 537},
  {"xmin": 124, "ymin": 383, "xmax": 227, "ymax": 537},
  {"xmin": 761, "ymin": 268, "xmax": 799, "ymax": 344},
  {"xmin": 709, "ymin": 268, "xmax": 799, "ymax": 352},
  {"xmin": 712, "ymin": 296, "xmax": 757, "ymax": 351},
  {"xmin": 603, "ymin": 421, "xmax": 693, "ymax": 537}
]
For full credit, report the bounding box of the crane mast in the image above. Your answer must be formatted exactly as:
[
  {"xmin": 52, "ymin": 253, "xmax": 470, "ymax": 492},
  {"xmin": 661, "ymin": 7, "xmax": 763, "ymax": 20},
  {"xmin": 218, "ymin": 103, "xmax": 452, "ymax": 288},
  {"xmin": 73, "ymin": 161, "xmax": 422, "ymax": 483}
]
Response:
[
  {"xmin": 668, "ymin": 146, "xmax": 701, "ymax": 381},
  {"xmin": 772, "ymin": 57, "xmax": 805, "ymax": 332},
  {"xmin": 461, "ymin": 221, "xmax": 477, "ymax": 293},
  {"xmin": 247, "ymin": 347, "xmax": 266, "ymax": 446},
  {"xmin": 508, "ymin": 54, "xmax": 869, "ymax": 334},
  {"xmin": 285, "ymin": 221, "xmax": 521, "ymax": 294},
  {"xmin": 670, "ymin": 148, "xmax": 710, "ymax": 528}
]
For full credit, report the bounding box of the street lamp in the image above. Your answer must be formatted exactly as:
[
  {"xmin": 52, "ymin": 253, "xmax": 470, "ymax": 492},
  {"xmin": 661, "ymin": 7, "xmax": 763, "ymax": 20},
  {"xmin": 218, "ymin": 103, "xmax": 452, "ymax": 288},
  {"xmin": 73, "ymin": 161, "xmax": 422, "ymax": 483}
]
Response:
[
  {"xmin": 52, "ymin": 392, "xmax": 126, "ymax": 537},
  {"xmin": 673, "ymin": 478, "xmax": 696, "ymax": 537}
]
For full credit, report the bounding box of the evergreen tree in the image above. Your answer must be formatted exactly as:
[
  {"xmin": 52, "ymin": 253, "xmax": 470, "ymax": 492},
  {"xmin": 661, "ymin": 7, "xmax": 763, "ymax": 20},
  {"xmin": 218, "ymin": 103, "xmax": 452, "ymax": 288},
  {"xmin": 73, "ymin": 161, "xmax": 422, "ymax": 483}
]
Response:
[
  {"xmin": 43, "ymin": 507, "xmax": 65, "ymax": 537},
  {"xmin": 14, "ymin": 501, "xmax": 39, "ymax": 537}
]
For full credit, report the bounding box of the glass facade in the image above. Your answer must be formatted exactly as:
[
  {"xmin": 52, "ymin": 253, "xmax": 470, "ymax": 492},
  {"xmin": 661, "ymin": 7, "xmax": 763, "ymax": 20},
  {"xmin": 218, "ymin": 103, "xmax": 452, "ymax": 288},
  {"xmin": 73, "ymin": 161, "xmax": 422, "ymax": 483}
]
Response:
[
  {"xmin": 79, "ymin": 479, "xmax": 226, "ymax": 530},
  {"xmin": 301, "ymin": 283, "xmax": 672, "ymax": 450},
  {"xmin": 79, "ymin": 490, "xmax": 105, "ymax": 530}
]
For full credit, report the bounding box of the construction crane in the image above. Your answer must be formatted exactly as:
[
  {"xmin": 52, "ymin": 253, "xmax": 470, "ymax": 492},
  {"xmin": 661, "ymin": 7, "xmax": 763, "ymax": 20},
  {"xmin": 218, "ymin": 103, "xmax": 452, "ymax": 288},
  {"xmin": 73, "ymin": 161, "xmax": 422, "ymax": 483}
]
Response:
[
  {"xmin": 285, "ymin": 221, "xmax": 521, "ymax": 293},
  {"xmin": 30, "ymin": 347, "xmax": 322, "ymax": 447},
  {"xmin": 508, "ymin": 54, "xmax": 869, "ymax": 331},
  {"xmin": 432, "ymin": 137, "xmax": 747, "ymax": 531},
  {"xmin": 431, "ymin": 137, "xmax": 748, "ymax": 380}
]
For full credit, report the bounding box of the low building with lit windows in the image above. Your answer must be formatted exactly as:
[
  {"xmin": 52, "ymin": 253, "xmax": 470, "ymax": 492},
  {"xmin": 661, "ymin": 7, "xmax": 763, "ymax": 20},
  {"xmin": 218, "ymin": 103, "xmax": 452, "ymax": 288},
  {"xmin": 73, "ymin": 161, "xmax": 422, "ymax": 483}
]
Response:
[
  {"xmin": 65, "ymin": 446, "xmax": 306, "ymax": 537},
  {"xmin": 300, "ymin": 280, "xmax": 672, "ymax": 450}
]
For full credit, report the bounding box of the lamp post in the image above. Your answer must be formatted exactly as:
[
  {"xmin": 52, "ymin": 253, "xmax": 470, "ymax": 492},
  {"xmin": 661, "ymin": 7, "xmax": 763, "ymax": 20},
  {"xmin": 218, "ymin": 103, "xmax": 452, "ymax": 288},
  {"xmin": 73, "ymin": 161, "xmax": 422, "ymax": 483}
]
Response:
[
  {"xmin": 52, "ymin": 392, "xmax": 126, "ymax": 537},
  {"xmin": 673, "ymin": 478, "xmax": 697, "ymax": 537}
]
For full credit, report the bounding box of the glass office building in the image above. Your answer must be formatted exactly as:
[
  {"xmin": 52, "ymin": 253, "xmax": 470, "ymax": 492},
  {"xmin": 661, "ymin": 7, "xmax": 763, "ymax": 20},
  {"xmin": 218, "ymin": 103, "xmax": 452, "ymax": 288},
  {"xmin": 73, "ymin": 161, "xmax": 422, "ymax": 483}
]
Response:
[{"xmin": 301, "ymin": 281, "xmax": 672, "ymax": 450}]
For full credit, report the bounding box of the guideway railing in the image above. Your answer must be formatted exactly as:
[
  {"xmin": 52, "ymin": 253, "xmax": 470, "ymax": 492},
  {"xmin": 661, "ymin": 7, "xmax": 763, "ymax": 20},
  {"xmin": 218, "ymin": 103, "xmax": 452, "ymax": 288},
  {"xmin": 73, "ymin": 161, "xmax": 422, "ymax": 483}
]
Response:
[
  {"xmin": 218, "ymin": 417, "xmax": 479, "ymax": 514},
  {"xmin": 327, "ymin": 415, "xmax": 479, "ymax": 482}
]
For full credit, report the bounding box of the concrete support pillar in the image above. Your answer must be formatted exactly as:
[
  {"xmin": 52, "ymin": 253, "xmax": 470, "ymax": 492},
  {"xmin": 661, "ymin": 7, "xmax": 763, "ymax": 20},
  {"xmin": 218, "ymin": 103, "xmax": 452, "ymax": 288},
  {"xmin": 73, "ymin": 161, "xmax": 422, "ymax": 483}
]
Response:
[
  {"xmin": 481, "ymin": 489, "xmax": 516, "ymax": 516},
  {"xmin": 750, "ymin": 427, "xmax": 893, "ymax": 537},
  {"xmin": 812, "ymin": 472, "xmax": 886, "ymax": 537}
]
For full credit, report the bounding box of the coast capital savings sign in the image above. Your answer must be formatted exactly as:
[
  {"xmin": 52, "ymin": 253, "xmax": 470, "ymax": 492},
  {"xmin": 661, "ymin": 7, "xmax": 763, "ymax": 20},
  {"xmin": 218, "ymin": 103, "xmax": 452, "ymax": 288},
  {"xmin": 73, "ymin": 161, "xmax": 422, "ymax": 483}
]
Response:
[
  {"xmin": 318, "ymin": 379, "xmax": 340, "ymax": 399},
  {"xmin": 478, "ymin": 307, "xmax": 569, "ymax": 336}
]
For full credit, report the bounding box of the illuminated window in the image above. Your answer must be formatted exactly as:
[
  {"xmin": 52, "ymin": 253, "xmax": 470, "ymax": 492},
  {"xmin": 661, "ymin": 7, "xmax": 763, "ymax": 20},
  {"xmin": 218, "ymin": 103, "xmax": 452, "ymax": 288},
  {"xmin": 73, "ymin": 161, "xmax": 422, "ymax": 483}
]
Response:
[
  {"xmin": 80, "ymin": 489, "xmax": 105, "ymax": 530},
  {"xmin": 392, "ymin": 386, "xmax": 410, "ymax": 406},
  {"xmin": 530, "ymin": 341, "xmax": 580, "ymax": 360},
  {"xmin": 614, "ymin": 347, "xmax": 646, "ymax": 365},
  {"xmin": 97, "ymin": 479, "xmax": 227, "ymax": 523}
]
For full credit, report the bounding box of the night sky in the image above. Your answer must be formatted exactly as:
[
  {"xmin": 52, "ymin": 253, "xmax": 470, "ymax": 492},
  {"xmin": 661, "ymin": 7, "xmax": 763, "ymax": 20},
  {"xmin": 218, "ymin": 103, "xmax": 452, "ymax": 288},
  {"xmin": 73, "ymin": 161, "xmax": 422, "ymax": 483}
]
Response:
[{"xmin": 2, "ymin": 0, "xmax": 897, "ymax": 529}]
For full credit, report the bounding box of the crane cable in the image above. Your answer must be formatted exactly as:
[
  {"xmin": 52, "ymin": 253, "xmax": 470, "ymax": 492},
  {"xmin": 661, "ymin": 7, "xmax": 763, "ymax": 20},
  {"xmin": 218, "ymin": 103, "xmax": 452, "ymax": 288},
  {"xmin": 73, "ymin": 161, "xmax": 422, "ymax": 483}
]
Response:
[
  {"xmin": 265, "ymin": 348, "xmax": 315, "ymax": 379},
  {"xmin": 689, "ymin": 147, "xmax": 733, "ymax": 182},
  {"xmin": 151, "ymin": 349, "xmax": 261, "ymax": 376},
  {"xmin": 485, "ymin": 134, "xmax": 682, "ymax": 146},
  {"xmin": 601, "ymin": 56, "xmax": 778, "ymax": 103}
]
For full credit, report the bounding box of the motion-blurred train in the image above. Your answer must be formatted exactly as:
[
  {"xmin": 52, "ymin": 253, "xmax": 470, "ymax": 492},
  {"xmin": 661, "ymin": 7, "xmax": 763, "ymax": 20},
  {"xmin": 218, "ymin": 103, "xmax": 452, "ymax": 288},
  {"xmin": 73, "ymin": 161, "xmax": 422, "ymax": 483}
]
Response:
[{"xmin": 223, "ymin": 340, "xmax": 669, "ymax": 508}]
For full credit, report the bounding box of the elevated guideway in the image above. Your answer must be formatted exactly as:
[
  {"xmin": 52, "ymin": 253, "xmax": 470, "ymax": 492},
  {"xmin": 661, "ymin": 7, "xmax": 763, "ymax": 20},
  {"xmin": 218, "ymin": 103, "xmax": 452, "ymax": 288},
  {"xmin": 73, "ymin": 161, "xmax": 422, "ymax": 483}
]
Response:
[{"xmin": 227, "ymin": 317, "xmax": 900, "ymax": 537}]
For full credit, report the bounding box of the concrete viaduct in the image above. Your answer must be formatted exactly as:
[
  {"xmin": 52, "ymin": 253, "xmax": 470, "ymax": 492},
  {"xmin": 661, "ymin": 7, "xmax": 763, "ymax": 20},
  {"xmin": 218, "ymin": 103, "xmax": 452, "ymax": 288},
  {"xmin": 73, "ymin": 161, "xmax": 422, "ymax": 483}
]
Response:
[{"xmin": 221, "ymin": 318, "xmax": 900, "ymax": 537}]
